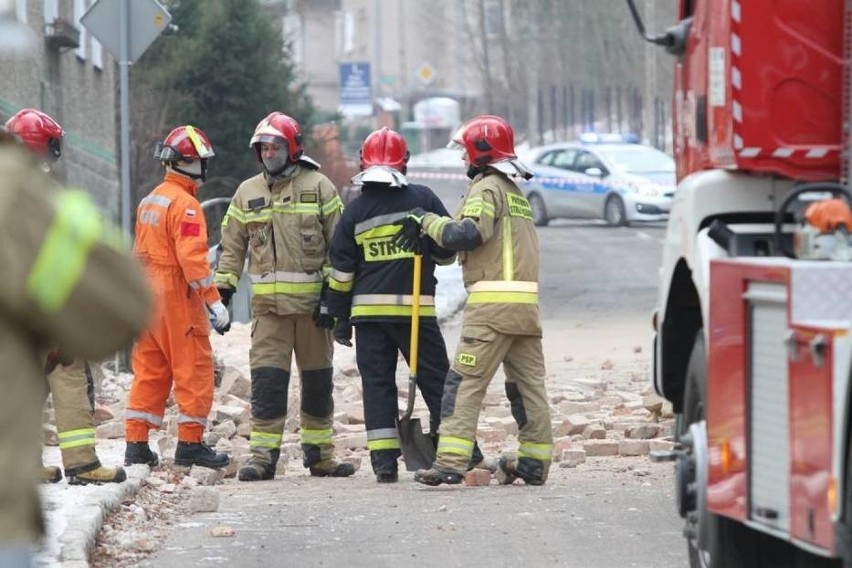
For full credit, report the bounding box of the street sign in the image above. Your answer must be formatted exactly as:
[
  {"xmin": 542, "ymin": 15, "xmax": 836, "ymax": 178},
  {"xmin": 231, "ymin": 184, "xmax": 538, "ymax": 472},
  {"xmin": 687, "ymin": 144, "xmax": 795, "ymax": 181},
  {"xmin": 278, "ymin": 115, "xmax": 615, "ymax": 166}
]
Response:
[
  {"xmin": 339, "ymin": 61, "xmax": 372, "ymax": 118},
  {"xmin": 416, "ymin": 63, "xmax": 436, "ymax": 85},
  {"xmin": 81, "ymin": 0, "xmax": 171, "ymax": 63}
]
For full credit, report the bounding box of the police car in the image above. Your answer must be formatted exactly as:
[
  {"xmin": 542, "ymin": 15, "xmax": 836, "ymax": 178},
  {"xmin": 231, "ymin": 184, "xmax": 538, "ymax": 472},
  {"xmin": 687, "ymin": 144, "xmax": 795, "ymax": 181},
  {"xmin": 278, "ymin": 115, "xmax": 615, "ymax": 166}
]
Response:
[{"xmin": 518, "ymin": 133, "xmax": 675, "ymax": 227}]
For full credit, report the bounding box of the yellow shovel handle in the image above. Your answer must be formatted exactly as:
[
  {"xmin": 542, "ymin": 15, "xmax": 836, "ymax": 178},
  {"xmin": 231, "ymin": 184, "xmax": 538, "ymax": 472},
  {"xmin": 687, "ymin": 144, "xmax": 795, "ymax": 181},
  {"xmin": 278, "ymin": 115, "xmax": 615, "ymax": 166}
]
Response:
[{"xmin": 409, "ymin": 253, "xmax": 422, "ymax": 376}]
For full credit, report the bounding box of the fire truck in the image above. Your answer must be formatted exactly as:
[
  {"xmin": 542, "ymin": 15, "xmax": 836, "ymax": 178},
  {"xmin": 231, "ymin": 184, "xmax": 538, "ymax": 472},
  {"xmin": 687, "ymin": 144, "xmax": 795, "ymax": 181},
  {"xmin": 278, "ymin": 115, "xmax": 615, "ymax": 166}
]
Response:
[{"xmin": 627, "ymin": 1, "xmax": 852, "ymax": 566}]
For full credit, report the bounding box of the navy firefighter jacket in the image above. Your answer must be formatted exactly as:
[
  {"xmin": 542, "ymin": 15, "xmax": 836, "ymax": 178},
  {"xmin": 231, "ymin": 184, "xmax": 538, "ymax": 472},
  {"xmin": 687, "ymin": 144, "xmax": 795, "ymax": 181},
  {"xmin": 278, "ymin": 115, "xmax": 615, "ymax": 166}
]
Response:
[{"xmin": 326, "ymin": 182, "xmax": 456, "ymax": 323}]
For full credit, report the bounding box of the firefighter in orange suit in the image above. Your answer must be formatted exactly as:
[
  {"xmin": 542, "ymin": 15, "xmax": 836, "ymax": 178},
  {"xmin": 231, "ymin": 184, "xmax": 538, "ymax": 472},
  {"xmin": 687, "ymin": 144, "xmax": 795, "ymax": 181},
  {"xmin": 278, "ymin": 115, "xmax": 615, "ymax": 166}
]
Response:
[
  {"xmin": 5, "ymin": 108, "xmax": 128, "ymax": 486},
  {"xmin": 215, "ymin": 112, "xmax": 354, "ymax": 481},
  {"xmin": 0, "ymin": 127, "xmax": 151, "ymax": 566},
  {"xmin": 394, "ymin": 115, "xmax": 554, "ymax": 486},
  {"xmin": 124, "ymin": 125, "xmax": 231, "ymax": 470}
]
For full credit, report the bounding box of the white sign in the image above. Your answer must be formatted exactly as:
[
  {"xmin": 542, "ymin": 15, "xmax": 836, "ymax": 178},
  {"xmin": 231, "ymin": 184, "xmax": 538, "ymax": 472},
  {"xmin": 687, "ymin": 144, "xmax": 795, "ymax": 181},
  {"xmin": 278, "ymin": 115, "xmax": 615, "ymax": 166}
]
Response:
[{"xmin": 81, "ymin": 0, "xmax": 171, "ymax": 64}]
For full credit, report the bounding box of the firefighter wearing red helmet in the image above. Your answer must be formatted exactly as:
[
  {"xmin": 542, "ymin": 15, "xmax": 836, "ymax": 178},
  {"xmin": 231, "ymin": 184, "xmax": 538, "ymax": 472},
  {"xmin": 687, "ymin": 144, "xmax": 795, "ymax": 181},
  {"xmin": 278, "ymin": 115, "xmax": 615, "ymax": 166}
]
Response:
[
  {"xmin": 325, "ymin": 127, "xmax": 484, "ymax": 482},
  {"xmin": 4, "ymin": 108, "xmax": 64, "ymax": 169},
  {"xmin": 124, "ymin": 125, "xmax": 231, "ymax": 470},
  {"xmin": 394, "ymin": 115, "xmax": 553, "ymax": 486},
  {"xmin": 215, "ymin": 112, "xmax": 354, "ymax": 481},
  {"xmin": 5, "ymin": 108, "xmax": 136, "ymax": 487}
]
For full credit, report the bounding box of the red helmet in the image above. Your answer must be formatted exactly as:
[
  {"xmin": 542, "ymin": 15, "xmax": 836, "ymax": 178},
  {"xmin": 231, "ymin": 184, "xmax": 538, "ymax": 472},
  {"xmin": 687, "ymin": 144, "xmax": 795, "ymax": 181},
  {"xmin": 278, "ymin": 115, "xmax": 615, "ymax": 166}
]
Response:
[
  {"xmin": 154, "ymin": 125, "xmax": 215, "ymax": 162},
  {"xmin": 250, "ymin": 112, "xmax": 303, "ymax": 161},
  {"xmin": 448, "ymin": 114, "xmax": 517, "ymax": 167},
  {"xmin": 360, "ymin": 127, "xmax": 409, "ymax": 173},
  {"xmin": 4, "ymin": 108, "xmax": 64, "ymax": 161}
]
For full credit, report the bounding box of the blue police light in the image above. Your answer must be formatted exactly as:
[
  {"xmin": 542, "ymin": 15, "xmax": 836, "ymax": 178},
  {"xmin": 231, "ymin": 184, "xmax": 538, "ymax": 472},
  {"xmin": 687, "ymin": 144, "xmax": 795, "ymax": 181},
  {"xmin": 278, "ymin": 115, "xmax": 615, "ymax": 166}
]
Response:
[{"xmin": 578, "ymin": 132, "xmax": 640, "ymax": 144}]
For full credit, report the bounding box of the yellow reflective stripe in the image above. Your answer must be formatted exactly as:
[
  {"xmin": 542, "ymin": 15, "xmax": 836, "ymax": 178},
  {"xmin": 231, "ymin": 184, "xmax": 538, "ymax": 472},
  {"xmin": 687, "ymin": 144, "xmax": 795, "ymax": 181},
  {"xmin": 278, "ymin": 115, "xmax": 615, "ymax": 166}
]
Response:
[
  {"xmin": 249, "ymin": 431, "xmax": 282, "ymax": 449},
  {"xmin": 322, "ymin": 195, "xmax": 344, "ymax": 216},
  {"xmin": 353, "ymin": 293, "xmax": 434, "ymax": 305},
  {"xmin": 425, "ymin": 216, "xmax": 450, "ymax": 242},
  {"xmin": 329, "ymin": 276, "xmax": 353, "ymax": 292},
  {"xmin": 354, "ymin": 224, "xmax": 400, "ymax": 245},
  {"xmin": 214, "ymin": 272, "xmax": 240, "ymax": 288},
  {"xmin": 461, "ymin": 197, "xmax": 495, "ymax": 218},
  {"xmin": 502, "ymin": 216, "xmax": 513, "ymax": 280},
  {"xmin": 436, "ymin": 436, "xmax": 474, "ymax": 457},
  {"xmin": 57, "ymin": 427, "xmax": 96, "ymax": 449},
  {"xmin": 352, "ymin": 305, "xmax": 437, "ymax": 317},
  {"xmin": 27, "ymin": 191, "xmax": 102, "ymax": 313},
  {"xmin": 184, "ymin": 125, "xmax": 213, "ymax": 157},
  {"xmin": 225, "ymin": 203, "xmax": 323, "ymax": 226},
  {"xmin": 467, "ymin": 291, "xmax": 538, "ymax": 304},
  {"xmin": 506, "ymin": 193, "xmax": 533, "ymax": 220},
  {"xmin": 467, "ymin": 281, "xmax": 538, "ymax": 293},
  {"xmin": 252, "ymin": 281, "xmax": 323, "ymax": 295},
  {"xmin": 518, "ymin": 442, "xmax": 554, "ymax": 461},
  {"xmin": 367, "ymin": 439, "xmax": 401, "ymax": 451},
  {"xmin": 301, "ymin": 428, "xmax": 333, "ymax": 446}
]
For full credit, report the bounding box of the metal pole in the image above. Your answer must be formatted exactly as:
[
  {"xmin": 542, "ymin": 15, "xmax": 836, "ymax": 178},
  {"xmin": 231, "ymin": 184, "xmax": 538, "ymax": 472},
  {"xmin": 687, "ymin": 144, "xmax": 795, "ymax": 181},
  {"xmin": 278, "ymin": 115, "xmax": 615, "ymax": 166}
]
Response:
[{"xmin": 119, "ymin": 0, "xmax": 131, "ymax": 237}]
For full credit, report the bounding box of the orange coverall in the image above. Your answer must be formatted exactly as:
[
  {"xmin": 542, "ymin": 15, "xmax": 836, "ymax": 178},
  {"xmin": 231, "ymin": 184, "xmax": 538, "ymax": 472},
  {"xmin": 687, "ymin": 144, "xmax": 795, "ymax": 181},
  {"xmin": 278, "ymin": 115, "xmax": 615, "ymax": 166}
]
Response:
[{"xmin": 126, "ymin": 172, "xmax": 221, "ymax": 443}]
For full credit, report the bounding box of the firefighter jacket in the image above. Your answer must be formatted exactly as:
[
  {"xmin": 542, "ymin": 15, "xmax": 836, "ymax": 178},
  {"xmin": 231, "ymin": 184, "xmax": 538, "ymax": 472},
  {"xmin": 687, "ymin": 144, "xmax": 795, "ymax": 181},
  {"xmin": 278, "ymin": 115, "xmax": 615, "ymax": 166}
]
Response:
[
  {"xmin": 421, "ymin": 168, "xmax": 541, "ymax": 336},
  {"xmin": 326, "ymin": 182, "xmax": 455, "ymax": 323},
  {"xmin": 215, "ymin": 164, "xmax": 344, "ymax": 316},
  {"xmin": 0, "ymin": 142, "xmax": 151, "ymax": 544},
  {"xmin": 134, "ymin": 172, "xmax": 220, "ymax": 308}
]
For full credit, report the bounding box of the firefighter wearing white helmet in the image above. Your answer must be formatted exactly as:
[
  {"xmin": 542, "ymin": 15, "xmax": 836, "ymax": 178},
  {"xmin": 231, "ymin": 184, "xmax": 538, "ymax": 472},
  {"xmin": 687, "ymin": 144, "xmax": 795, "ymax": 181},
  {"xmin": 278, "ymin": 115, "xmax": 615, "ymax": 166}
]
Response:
[
  {"xmin": 394, "ymin": 114, "xmax": 553, "ymax": 487},
  {"xmin": 215, "ymin": 112, "xmax": 354, "ymax": 481}
]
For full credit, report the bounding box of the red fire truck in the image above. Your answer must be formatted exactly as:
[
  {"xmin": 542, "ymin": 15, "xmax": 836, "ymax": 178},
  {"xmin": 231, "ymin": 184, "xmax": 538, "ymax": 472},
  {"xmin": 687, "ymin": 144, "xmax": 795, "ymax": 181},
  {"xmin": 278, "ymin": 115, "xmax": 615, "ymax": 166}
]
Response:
[{"xmin": 627, "ymin": 1, "xmax": 852, "ymax": 566}]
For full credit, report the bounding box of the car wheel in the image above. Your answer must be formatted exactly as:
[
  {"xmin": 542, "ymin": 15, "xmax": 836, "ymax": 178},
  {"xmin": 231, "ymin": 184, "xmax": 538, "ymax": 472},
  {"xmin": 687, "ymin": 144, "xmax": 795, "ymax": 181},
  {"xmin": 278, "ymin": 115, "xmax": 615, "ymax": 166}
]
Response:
[
  {"xmin": 528, "ymin": 193, "xmax": 549, "ymax": 227},
  {"xmin": 604, "ymin": 195, "xmax": 627, "ymax": 227}
]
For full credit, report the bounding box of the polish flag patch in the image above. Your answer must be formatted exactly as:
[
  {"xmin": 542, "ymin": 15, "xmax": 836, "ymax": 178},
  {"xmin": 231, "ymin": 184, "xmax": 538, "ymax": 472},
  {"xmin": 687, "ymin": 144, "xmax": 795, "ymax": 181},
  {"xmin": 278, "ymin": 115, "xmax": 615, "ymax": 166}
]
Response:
[{"xmin": 180, "ymin": 221, "xmax": 200, "ymax": 236}]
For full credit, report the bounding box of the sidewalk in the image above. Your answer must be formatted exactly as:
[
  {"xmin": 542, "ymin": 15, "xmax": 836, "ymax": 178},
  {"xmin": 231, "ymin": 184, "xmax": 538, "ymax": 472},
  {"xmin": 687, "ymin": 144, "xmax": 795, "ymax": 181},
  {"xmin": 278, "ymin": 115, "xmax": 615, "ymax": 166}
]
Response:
[{"xmin": 35, "ymin": 264, "xmax": 466, "ymax": 567}]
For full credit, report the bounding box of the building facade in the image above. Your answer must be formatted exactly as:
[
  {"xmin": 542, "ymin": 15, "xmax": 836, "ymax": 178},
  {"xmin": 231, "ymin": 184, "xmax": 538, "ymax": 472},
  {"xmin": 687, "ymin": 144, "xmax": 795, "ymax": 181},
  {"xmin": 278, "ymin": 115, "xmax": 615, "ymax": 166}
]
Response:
[{"xmin": 0, "ymin": 0, "xmax": 119, "ymax": 219}]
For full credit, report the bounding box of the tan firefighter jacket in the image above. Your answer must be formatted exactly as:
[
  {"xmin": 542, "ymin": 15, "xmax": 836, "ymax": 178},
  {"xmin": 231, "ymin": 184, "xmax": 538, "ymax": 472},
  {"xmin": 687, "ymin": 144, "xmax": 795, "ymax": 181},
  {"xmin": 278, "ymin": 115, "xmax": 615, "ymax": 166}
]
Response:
[
  {"xmin": 422, "ymin": 168, "xmax": 541, "ymax": 336},
  {"xmin": 0, "ymin": 140, "xmax": 151, "ymax": 544},
  {"xmin": 215, "ymin": 163, "xmax": 344, "ymax": 316}
]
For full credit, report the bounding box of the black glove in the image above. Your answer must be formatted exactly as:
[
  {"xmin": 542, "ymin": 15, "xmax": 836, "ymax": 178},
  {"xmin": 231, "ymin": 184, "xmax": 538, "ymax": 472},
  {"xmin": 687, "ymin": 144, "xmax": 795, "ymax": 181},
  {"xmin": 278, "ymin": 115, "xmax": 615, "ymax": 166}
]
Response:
[
  {"xmin": 393, "ymin": 208, "xmax": 426, "ymax": 253},
  {"xmin": 218, "ymin": 286, "xmax": 235, "ymax": 307},
  {"xmin": 313, "ymin": 282, "xmax": 335, "ymax": 329},
  {"xmin": 333, "ymin": 318, "xmax": 353, "ymax": 347}
]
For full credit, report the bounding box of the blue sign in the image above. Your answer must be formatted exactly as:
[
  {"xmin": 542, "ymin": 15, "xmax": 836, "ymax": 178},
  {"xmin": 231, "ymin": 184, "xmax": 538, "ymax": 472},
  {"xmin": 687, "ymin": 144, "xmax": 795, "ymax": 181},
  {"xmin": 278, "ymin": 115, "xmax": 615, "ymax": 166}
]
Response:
[{"xmin": 339, "ymin": 61, "xmax": 372, "ymax": 117}]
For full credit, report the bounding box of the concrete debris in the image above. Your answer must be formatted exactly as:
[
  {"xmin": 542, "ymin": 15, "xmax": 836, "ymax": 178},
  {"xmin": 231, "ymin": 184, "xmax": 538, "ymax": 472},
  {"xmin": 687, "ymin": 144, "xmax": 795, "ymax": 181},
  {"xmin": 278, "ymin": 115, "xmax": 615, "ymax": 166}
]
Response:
[
  {"xmin": 188, "ymin": 486, "xmax": 220, "ymax": 513},
  {"xmin": 208, "ymin": 525, "xmax": 237, "ymax": 538}
]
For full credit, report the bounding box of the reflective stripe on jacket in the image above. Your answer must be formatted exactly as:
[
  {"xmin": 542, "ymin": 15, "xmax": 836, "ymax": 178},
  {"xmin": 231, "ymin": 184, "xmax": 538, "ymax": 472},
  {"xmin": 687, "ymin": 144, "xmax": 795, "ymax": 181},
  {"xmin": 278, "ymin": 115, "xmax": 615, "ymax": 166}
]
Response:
[
  {"xmin": 422, "ymin": 169, "xmax": 541, "ymax": 336},
  {"xmin": 215, "ymin": 165, "xmax": 343, "ymax": 316}
]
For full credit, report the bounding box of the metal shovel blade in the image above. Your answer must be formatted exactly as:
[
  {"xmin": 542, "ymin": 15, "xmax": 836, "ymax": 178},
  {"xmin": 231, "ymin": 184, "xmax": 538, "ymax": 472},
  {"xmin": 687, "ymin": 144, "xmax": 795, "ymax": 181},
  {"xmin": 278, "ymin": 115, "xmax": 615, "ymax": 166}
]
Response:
[{"xmin": 398, "ymin": 376, "xmax": 436, "ymax": 472}]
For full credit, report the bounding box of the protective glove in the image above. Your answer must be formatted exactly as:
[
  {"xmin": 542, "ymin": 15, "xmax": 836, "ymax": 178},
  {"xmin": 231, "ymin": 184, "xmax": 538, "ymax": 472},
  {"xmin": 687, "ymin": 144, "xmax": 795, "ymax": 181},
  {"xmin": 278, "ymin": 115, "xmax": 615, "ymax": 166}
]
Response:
[
  {"xmin": 208, "ymin": 300, "xmax": 231, "ymax": 335},
  {"xmin": 217, "ymin": 286, "xmax": 235, "ymax": 307},
  {"xmin": 393, "ymin": 207, "xmax": 426, "ymax": 253},
  {"xmin": 333, "ymin": 318, "xmax": 353, "ymax": 347},
  {"xmin": 312, "ymin": 282, "xmax": 335, "ymax": 329}
]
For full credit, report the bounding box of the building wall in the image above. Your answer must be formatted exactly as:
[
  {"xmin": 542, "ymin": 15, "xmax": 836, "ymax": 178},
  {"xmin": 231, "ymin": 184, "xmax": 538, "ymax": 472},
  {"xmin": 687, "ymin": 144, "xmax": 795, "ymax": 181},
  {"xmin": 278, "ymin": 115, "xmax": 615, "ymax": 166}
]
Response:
[{"xmin": 0, "ymin": 0, "xmax": 119, "ymax": 220}]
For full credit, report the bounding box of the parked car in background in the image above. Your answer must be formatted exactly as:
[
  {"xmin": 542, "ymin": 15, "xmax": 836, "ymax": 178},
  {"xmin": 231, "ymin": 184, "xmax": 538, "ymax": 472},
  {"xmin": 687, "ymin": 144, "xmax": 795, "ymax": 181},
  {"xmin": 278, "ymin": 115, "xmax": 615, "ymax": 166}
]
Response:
[{"xmin": 519, "ymin": 135, "xmax": 676, "ymax": 226}]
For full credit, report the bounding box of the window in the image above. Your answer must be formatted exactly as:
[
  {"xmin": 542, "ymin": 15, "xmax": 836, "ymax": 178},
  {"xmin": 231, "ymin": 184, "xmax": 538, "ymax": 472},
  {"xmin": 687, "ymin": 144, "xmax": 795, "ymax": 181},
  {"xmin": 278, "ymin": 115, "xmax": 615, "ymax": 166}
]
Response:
[
  {"xmin": 74, "ymin": 0, "xmax": 86, "ymax": 60},
  {"xmin": 574, "ymin": 151, "xmax": 605, "ymax": 173},
  {"xmin": 91, "ymin": 36, "xmax": 103, "ymax": 70},
  {"xmin": 43, "ymin": 0, "xmax": 57, "ymax": 24}
]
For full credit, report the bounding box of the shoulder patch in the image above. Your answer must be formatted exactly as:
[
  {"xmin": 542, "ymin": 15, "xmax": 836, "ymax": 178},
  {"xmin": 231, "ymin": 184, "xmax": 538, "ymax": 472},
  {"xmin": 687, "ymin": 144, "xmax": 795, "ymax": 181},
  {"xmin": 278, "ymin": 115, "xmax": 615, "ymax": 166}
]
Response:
[
  {"xmin": 180, "ymin": 221, "xmax": 201, "ymax": 237},
  {"xmin": 184, "ymin": 208, "xmax": 197, "ymax": 218},
  {"xmin": 300, "ymin": 192, "xmax": 318, "ymax": 203},
  {"xmin": 247, "ymin": 197, "xmax": 266, "ymax": 210}
]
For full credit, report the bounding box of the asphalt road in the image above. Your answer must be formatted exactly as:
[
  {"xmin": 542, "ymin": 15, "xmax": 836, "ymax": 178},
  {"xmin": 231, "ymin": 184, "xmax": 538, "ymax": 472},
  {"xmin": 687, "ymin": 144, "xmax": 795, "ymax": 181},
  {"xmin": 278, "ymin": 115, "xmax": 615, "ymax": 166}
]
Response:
[{"xmin": 141, "ymin": 219, "xmax": 689, "ymax": 568}]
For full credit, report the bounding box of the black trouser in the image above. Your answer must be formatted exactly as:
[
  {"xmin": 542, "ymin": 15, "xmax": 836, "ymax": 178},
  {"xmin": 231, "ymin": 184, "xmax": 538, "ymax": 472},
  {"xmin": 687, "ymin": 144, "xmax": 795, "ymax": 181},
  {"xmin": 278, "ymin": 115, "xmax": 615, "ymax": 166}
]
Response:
[{"xmin": 355, "ymin": 320, "xmax": 448, "ymax": 474}]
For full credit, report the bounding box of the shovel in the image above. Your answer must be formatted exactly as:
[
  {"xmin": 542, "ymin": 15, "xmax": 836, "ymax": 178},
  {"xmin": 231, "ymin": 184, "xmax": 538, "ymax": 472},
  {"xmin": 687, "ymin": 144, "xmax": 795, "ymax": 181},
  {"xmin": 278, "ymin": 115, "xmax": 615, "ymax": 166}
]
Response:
[{"xmin": 398, "ymin": 253, "xmax": 437, "ymax": 472}]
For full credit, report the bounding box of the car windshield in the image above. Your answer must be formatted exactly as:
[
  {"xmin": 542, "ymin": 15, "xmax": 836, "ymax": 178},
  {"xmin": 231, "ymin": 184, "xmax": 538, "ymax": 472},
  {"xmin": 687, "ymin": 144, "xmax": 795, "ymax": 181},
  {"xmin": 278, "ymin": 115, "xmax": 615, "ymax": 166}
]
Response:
[{"xmin": 595, "ymin": 146, "xmax": 675, "ymax": 174}]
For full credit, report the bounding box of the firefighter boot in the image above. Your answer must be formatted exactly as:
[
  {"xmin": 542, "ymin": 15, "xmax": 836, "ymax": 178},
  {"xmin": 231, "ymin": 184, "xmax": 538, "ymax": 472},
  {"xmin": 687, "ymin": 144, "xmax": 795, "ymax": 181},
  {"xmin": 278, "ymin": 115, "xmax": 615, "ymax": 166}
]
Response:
[
  {"xmin": 495, "ymin": 456, "xmax": 519, "ymax": 485},
  {"xmin": 308, "ymin": 459, "xmax": 356, "ymax": 478},
  {"xmin": 515, "ymin": 457, "xmax": 546, "ymax": 486},
  {"xmin": 238, "ymin": 449, "xmax": 279, "ymax": 482},
  {"xmin": 468, "ymin": 442, "xmax": 484, "ymax": 471},
  {"xmin": 371, "ymin": 450, "xmax": 399, "ymax": 483},
  {"xmin": 413, "ymin": 467, "xmax": 464, "ymax": 486},
  {"xmin": 174, "ymin": 442, "xmax": 230, "ymax": 469},
  {"xmin": 124, "ymin": 442, "xmax": 159, "ymax": 467},
  {"xmin": 68, "ymin": 465, "xmax": 128, "ymax": 486},
  {"xmin": 41, "ymin": 465, "xmax": 62, "ymax": 484}
]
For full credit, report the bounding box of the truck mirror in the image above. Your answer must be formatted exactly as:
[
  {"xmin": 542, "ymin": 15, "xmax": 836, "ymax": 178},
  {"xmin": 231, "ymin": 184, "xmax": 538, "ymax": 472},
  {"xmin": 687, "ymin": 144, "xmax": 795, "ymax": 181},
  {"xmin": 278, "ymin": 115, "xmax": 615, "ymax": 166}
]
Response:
[{"xmin": 625, "ymin": 0, "xmax": 691, "ymax": 57}]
